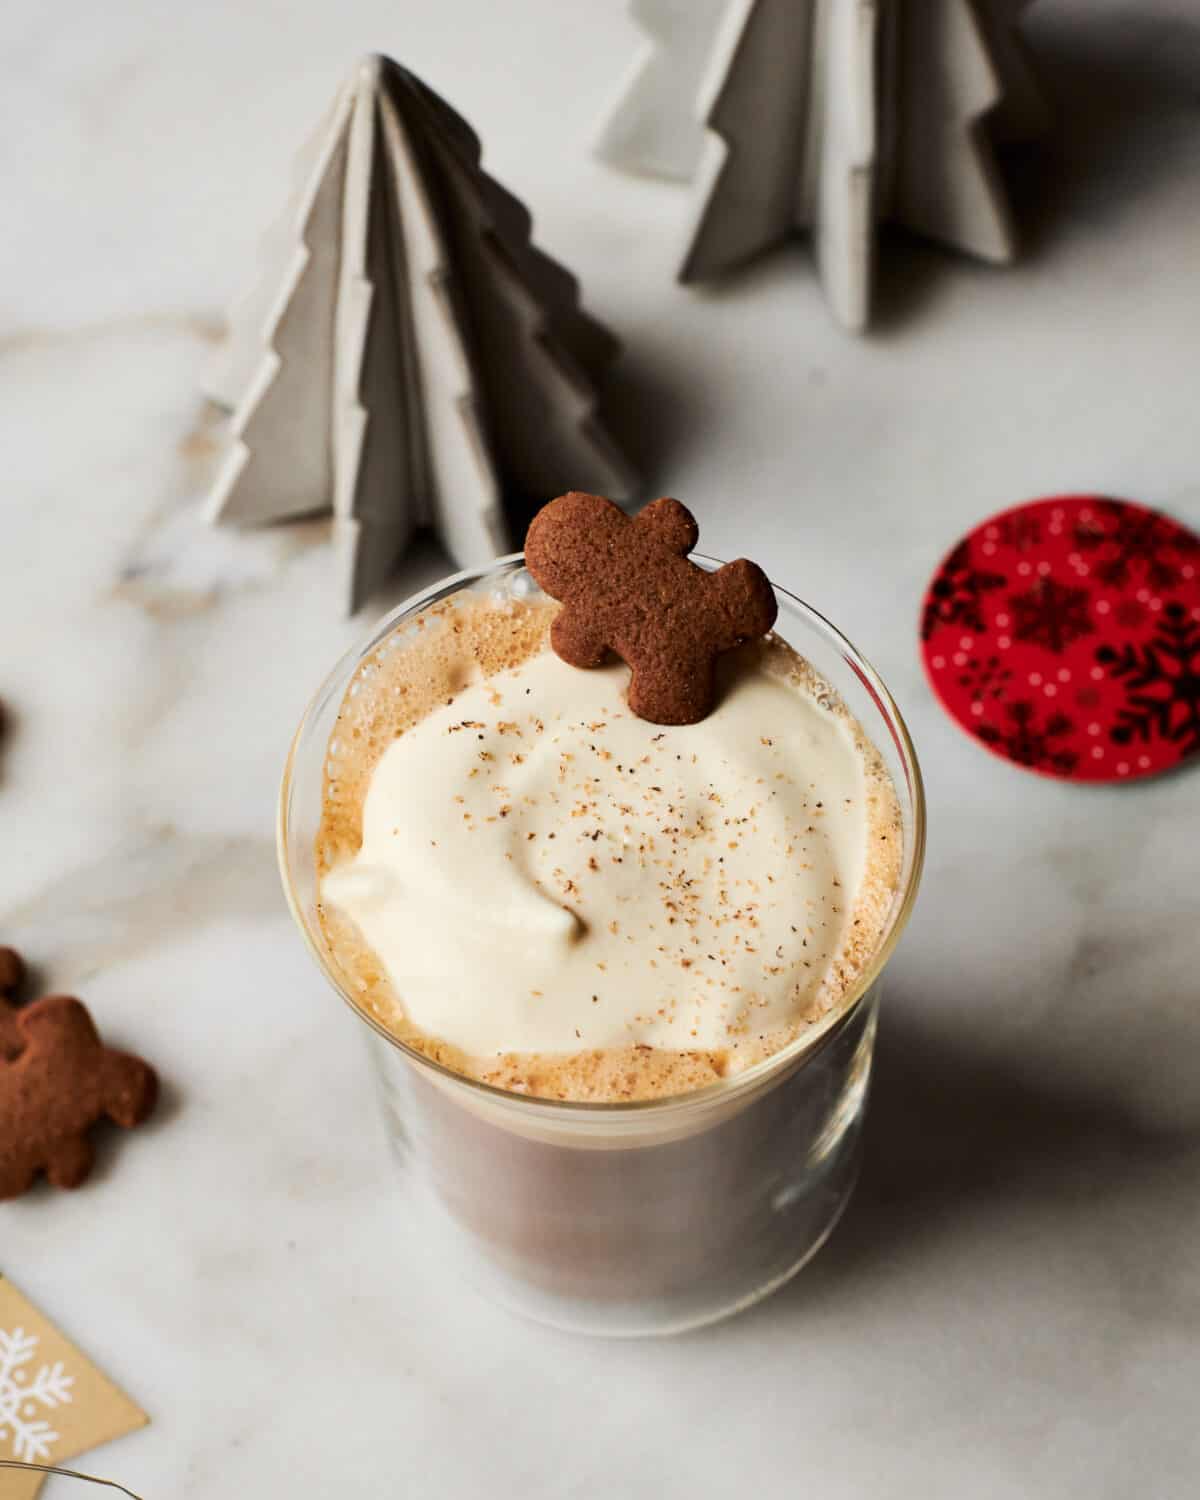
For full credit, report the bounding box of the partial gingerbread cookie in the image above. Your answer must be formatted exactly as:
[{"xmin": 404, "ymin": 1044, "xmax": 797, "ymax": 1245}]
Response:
[
  {"xmin": 0, "ymin": 945, "xmax": 25, "ymax": 1061},
  {"xmin": 525, "ymin": 492, "xmax": 777, "ymax": 725},
  {"xmin": 0, "ymin": 992, "xmax": 158, "ymax": 1200}
]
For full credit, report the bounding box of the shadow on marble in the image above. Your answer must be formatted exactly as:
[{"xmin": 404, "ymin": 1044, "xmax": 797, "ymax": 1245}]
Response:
[
  {"xmin": 868, "ymin": 8, "xmax": 1200, "ymax": 334},
  {"xmin": 87, "ymin": 1070, "xmax": 184, "ymax": 1189},
  {"xmin": 1006, "ymin": 7, "xmax": 1200, "ymax": 257},
  {"xmin": 865, "ymin": 238, "xmax": 949, "ymax": 336},
  {"xmin": 0, "ymin": 696, "xmax": 16, "ymax": 789},
  {"xmin": 751, "ymin": 992, "xmax": 1198, "ymax": 1316},
  {"xmin": 66, "ymin": 1072, "xmax": 184, "ymax": 1204},
  {"xmin": 356, "ymin": 530, "xmax": 461, "ymax": 621},
  {"xmin": 595, "ymin": 331, "xmax": 696, "ymax": 503}
]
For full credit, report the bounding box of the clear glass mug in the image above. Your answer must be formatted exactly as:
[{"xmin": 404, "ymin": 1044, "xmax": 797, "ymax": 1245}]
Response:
[{"xmin": 279, "ymin": 556, "xmax": 925, "ymax": 1336}]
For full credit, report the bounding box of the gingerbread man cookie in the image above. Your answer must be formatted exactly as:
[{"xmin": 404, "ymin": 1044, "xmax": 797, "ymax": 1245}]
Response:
[
  {"xmin": 525, "ymin": 492, "xmax": 778, "ymax": 725},
  {"xmin": 0, "ymin": 958, "xmax": 158, "ymax": 1199}
]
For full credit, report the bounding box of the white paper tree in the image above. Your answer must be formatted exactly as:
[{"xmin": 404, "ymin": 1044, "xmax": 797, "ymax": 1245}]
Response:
[
  {"xmin": 206, "ymin": 55, "xmax": 634, "ymax": 612},
  {"xmin": 595, "ymin": 0, "xmax": 1047, "ymax": 330},
  {"xmin": 594, "ymin": 0, "xmax": 730, "ymax": 181}
]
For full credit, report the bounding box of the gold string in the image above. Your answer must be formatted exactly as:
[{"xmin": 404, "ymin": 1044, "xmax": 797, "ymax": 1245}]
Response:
[{"xmin": 0, "ymin": 1459, "xmax": 143, "ymax": 1497}]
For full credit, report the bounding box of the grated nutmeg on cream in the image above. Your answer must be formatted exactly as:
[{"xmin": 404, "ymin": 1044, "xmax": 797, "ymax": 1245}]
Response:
[{"xmin": 316, "ymin": 593, "xmax": 902, "ymax": 1101}]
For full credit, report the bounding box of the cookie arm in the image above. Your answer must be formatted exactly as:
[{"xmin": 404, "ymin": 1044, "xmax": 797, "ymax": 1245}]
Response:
[
  {"xmin": 43, "ymin": 1132, "xmax": 94, "ymax": 1190},
  {"xmin": 103, "ymin": 1052, "xmax": 159, "ymax": 1129},
  {"xmin": 710, "ymin": 559, "xmax": 778, "ymax": 648},
  {"xmin": 635, "ymin": 498, "xmax": 699, "ymax": 557}
]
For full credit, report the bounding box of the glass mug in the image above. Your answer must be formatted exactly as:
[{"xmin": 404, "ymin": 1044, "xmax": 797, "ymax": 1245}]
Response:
[{"xmin": 280, "ymin": 557, "xmax": 925, "ymax": 1336}]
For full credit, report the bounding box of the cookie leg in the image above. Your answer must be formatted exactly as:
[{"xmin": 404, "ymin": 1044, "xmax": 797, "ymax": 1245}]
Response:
[
  {"xmin": 627, "ymin": 648, "xmax": 716, "ymax": 726},
  {"xmin": 44, "ymin": 1133, "xmax": 95, "ymax": 1190},
  {"xmin": 551, "ymin": 609, "xmax": 610, "ymax": 670},
  {"xmin": 0, "ymin": 1155, "xmax": 38, "ymax": 1202}
]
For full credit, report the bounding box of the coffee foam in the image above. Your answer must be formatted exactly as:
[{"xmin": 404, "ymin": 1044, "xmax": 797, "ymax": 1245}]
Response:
[{"xmin": 316, "ymin": 590, "xmax": 903, "ymax": 1102}]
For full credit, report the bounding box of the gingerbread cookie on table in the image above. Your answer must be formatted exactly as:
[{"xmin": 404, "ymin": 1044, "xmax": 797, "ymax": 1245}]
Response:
[
  {"xmin": 0, "ymin": 945, "xmax": 158, "ymax": 1200},
  {"xmin": 525, "ymin": 492, "xmax": 777, "ymax": 725}
]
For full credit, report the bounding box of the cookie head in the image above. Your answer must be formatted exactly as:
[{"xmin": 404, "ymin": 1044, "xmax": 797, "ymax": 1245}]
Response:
[{"xmin": 524, "ymin": 491, "xmax": 628, "ymax": 600}]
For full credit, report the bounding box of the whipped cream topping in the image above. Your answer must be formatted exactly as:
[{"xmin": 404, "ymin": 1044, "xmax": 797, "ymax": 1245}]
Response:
[{"xmin": 321, "ymin": 641, "xmax": 882, "ymax": 1061}]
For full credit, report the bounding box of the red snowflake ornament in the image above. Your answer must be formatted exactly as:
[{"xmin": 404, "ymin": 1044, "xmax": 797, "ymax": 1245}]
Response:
[{"xmin": 921, "ymin": 496, "xmax": 1200, "ymax": 782}]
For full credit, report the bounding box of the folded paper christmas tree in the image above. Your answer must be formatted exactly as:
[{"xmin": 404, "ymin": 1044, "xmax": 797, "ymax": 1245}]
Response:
[
  {"xmin": 206, "ymin": 55, "xmax": 634, "ymax": 612},
  {"xmin": 595, "ymin": 0, "xmax": 1047, "ymax": 330}
]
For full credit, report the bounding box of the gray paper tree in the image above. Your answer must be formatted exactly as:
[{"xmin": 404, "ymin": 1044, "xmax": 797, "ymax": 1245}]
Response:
[
  {"xmin": 596, "ymin": 0, "xmax": 1047, "ymax": 330},
  {"xmin": 206, "ymin": 55, "xmax": 634, "ymax": 611}
]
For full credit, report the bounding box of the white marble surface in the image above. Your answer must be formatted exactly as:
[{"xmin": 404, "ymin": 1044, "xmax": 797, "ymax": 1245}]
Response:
[{"xmin": 2, "ymin": 1, "xmax": 1199, "ymax": 1495}]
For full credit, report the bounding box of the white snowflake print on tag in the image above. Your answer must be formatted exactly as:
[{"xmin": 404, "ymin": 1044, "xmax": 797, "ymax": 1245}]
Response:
[{"xmin": 0, "ymin": 1325, "xmax": 74, "ymax": 1465}]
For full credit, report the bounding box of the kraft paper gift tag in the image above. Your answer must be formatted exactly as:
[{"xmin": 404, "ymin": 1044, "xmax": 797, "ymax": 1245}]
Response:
[{"xmin": 0, "ymin": 1276, "xmax": 146, "ymax": 1500}]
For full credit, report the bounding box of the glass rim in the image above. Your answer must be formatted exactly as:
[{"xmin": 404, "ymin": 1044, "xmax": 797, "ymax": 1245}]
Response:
[{"xmin": 278, "ymin": 550, "xmax": 926, "ymax": 1116}]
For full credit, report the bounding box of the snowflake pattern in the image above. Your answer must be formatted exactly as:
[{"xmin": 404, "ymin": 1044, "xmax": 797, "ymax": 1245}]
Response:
[
  {"xmin": 925, "ymin": 497, "xmax": 1200, "ymax": 781},
  {"xmin": 921, "ymin": 540, "xmax": 1006, "ymax": 640},
  {"xmin": 977, "ymin": 700, "xmax": 1079, "ymax": 776},
  {"xmin": 997, "ymin": 512, "xmax": 1043, "ymax": 553},
  {"xmin": 1010, "ymin": 578, "xmax": 1094, "ymax": 654},
  {"xmin": 1096, "ymin": 603, "xmax": 1200, "ymax": 755},
  {"xmin": 0, "ymin": 1325, "xmax": 74, "ymax": 1464},
  {"xmin": 954, "ymin": 652, "xmax": 1013, "ymax": 707},
  {"xmin": 1074, "ymin": 500, "xmax": 1199, "ymax": 591}
]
